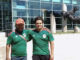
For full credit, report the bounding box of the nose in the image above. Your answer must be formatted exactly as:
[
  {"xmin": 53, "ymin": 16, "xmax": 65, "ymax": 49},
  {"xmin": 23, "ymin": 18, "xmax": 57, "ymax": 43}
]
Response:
[{"xmin": 38, "ymin": 24, "xmax": 41, "ymax": 25}]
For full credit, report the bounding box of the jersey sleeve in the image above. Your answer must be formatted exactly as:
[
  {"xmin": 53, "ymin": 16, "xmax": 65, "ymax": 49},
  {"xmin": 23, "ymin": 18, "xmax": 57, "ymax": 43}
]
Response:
[
  {"xmin": 48, "ymin": 33, "xmax": 54, "ymax": 41},
  {"xmin": 7, "ymin": 33, "xmax": 13, "ymax": 45}
]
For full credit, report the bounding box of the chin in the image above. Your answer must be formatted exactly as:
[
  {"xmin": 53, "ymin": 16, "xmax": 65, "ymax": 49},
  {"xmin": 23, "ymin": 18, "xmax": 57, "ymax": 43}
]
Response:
[
  {"xmin": 19, "ymin": 29, "xmax": 23, "ymax": 31},
  {"xmin": 38, "ymin": 28, "xmax": 42, "ymax": 30}
]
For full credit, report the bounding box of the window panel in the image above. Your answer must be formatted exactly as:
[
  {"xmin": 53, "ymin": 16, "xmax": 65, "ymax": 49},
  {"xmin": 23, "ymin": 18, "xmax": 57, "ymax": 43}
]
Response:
[
  {"xmin": 13, "ymin": 9, "xmax": 27, "ymax": 16},
  {"xmin": 52, "ymin": 0, "xmax": 61, "ymax": 3},
  {"xmin": 28, "ymin": 2, "xmax": 40, "ymax": 9},
  {"xmin": 28, "ymin": 9, "xmax": 40, "ymax": 16},
  {"xmin": 0, "ymin": 10, "xmax": 2, "ymax": 18},
  {"xmin": 67, "ymin": 25, "xmax": 73, "ymax": 30},
  {"xmin": 25, "ymin": 25, "xmax": 35, "ymax": 28},
  {"xmin": 56, "ymin": 25, "xmax": 62, "ymax": 30},
  {"xmin": 67, "ymin": 18, "xmax": 73, "ymax": 24},
  {"xmin": 53, "ymin": 4, "xmax": 62, "ymax": 10},
  {"xmin": 41, "ymin": 3, "xmax": 52, "ymax": 11},
  {"xmin": 72, "ymin": 0, "xmax": 78, "ymax": 4},
  {"xmin": 3, "ymin": 3, "xmax": 10, "ymax": 10},
  {"xmin": 56, "ymin": 17, "xmax": 62, "ymax": 24},
  {"xmin": 44, "ymin": 24, "xmax": 50, "ymax": 29},
  {"xmin": 63, "ymin": 0, "xmax": 72, "ymax": 4},
  {"xmin": 44, "ymin": 17, "xmax": 50, "ymax": 24},
  {"xmin": 13, "ymin": 1, "xmax": 27, "ymax": 8},
  {"xmin": 74, "ymin": 11, "xmax": 80, "ymax": 16},
  {"xmin": 67, "ymin": 5, "xmax": 72, "ymax": 11},
  {"xmin": 41, "ymin": 0, "xmax": 52, "ymax": 3},
  {"xmin": 27, "ymin": 18, "xmax": 34, "ymax": 24},
  {"xmin": 53, "ymin": 11, "xmax": 62, "ymax": 17},
  {"xmin": 28, "ymin": 0, "xmax": 40, "ymax": 2}
]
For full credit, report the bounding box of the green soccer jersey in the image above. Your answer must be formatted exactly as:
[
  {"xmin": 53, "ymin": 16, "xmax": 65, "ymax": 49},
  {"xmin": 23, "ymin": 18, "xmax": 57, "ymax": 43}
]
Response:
[
  {"xmin": 28, "ymin": 29, "xmax": 54, "ymax": 55},
  {"xmin": 7, "ymin": 30, "xmax": 30, "ymax": 56}
]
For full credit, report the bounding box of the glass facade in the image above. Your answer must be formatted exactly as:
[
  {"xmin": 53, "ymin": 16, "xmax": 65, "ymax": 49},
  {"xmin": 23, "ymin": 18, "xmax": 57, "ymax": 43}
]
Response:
[
  {"xmin": 0, "ymin": 0, "xmax": 12, "ymax": 32},
  {"xmin": 12, "ymin": 0, "xmax": 80, "ymax": 30},
  {"xmin": 0, "ymin": 0, "xmax": 80, "ymax": 32}
]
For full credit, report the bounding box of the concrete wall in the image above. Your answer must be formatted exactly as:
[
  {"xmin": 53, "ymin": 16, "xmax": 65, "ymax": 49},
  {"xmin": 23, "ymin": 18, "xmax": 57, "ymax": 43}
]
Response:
[{"xmin": 0, "ymin": 32, "xmax": 7, "ymax": 60}]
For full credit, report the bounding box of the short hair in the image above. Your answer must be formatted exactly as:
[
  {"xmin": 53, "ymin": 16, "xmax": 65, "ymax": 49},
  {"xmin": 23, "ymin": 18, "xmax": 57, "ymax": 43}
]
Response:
[{"xmin": 34, "ymin": 16, "xmax": 44, "ymax": 23}]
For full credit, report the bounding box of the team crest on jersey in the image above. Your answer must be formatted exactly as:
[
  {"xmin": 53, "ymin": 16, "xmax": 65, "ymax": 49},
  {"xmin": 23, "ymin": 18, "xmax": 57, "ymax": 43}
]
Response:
[
  {"xmin": 23, "ymin": 33, "xmax": 26, "ymax": 37},
  {"xmin": 43, "ymin": 34, "xmax": 46, "ymax": 38},
  {"xmin": 33, "ymin": 34, "xmax": 35, "ymax": 37},
  {"xmin": 16, "ymin": 35, "xmax": 18, "ymax": 38}
]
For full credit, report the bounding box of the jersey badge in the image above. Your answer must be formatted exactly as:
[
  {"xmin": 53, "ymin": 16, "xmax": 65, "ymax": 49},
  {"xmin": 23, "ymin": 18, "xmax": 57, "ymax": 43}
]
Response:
[
  {"xmin": 43, "ymin": 34, "xmax": 46, "ymax": 38},
  {"xmin": 23, "ymin": 33, "xmax": 26, "ymax": 37}
]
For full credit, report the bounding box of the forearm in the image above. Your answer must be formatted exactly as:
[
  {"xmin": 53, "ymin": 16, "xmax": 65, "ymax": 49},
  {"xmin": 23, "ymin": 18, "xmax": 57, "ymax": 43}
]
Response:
[
  {"xmin": 6, "ymin": 45, "xmax": 10, "ymax": 59},
  {"xmin": 50, "ymin": 41, "xmax": 54, "ymax": 55},
  {"xmin": 50, "ymin": 41, "xmax": 54, "ymax": 60}
]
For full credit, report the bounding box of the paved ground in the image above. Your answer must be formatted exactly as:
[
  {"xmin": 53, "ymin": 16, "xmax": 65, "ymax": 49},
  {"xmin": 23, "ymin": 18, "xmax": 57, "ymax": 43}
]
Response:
[
  {"xmin": 54, "ymin": 34, "xmax": 80, "ymax": 60},
  {"xmin": 0, "ymin": 33, "xmax": 80, "ymax": 60}
]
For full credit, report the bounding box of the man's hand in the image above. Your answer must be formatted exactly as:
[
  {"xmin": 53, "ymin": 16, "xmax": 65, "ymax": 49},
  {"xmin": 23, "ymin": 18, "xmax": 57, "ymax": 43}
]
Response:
[
  {"xmin": 50, "ymin": 41, "xmax": 54, "ymax": 60},
  {"xmin": 6, "ymin": 45, "xmax": 11, "ymax": 60},
  {"xmin": 50, "ymin": 55, "xmax": 54, "ymax": 60},
  {"xmin": 6, "ymin": 57, "xmax": 10, "ymax": 60},
  {"xmin": 43, "ymin": 27, "xmax": 51, "ymax": 33}
]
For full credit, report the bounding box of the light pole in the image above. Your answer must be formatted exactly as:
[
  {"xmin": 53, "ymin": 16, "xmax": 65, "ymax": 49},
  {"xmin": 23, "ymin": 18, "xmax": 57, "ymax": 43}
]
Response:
[
  {"xmin": 62, "ymin": 3, "xmax": 67, "ymax": 32},
  {"xmin": 41, "ymin": 9, "xmax": 46, "ymax": 27},
  {"xmin": 41, "ymin": 9, "xmax": 46, "ymax": 20}
]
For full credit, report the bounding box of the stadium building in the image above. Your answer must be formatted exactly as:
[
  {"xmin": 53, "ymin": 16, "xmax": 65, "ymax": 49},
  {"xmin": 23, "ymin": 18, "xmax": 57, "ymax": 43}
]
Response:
[{"xmin": 0, "ymin": 0, "xmax": 80, "ymax": 33}]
